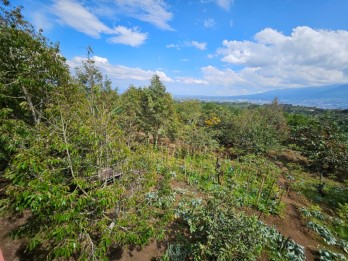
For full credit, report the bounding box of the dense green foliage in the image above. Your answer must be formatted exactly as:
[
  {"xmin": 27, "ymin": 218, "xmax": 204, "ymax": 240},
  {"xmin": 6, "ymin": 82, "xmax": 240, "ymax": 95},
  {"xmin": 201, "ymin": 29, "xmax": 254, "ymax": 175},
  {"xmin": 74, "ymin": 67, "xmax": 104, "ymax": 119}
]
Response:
[
  {"xmin": 287, "ymin": 113, "xmax": 348, "ymax": 179},
  {"xmin": 0, "ymin": 1, "xmax": 69, "ymax": 125},
  {"xmin": 0, "ymin": 1, "xmax": 347, "ymax": 260},
  {"xmin": 173, "ymin": 198, "xmax": 266, "ymax": 260},
  {"xmin": 0, "ymin": 1, "xmax": 70, "ymax": 170}
]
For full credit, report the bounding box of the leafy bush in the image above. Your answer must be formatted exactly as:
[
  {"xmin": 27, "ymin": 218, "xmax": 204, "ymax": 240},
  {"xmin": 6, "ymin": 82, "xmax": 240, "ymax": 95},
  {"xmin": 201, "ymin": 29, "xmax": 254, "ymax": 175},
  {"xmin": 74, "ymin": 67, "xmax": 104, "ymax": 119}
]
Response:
[
  {"xmin": 228, "ymin": 155, "xmax": 283, "ymax": 215},
  {"xmin": 162, "ymin": 243, "xmax": 190, "ymax": 261},
  {"xmin": 172, "ymin": 198, "xmax": 266, "ymax": 260},
  {"xmin": 288, "ymin": 113, "xmax": 348, "ymax": 179},
  {"xmin": 218, "ymin": 99, "xmax": 288, "ymax": 154},
  {"xmin": 319, "ymin": 249, "xmax": 347, "ymax": 261},
  {"xmin": 300, "ymin": 206, "xmax": 325, "ymax": 220},
  {"xmin": 259, "ymin": 222, "xmax": 306, "ymax": 261},
  {"xmin": 307, "ymin": 221, "xmax": 337, "ymax": 245},
  {"xmin": 335, "ymin": 203, "xmax": 348, "ymax": 240}
]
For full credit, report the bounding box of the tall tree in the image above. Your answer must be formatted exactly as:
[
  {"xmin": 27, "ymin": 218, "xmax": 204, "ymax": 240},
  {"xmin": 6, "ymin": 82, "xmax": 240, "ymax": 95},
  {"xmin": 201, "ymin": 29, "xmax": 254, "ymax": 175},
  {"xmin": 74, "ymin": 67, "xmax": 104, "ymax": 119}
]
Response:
[
  {"xmin": 176, "ymin": 100, "xmax": 202, "ymax": 126},
  {"xmin": 119, "ymin": 85, "xmax": 144, "ymax": 147},
  {"xmin": 140, "ymin": 75, "xmax": 176, "ymax": 146},
  {"xmin": 0, "ymin": 1, "xmax": 70, "ymax": 125},
  {"xmin": 0, "ymin": 1, "xmax": 70, "ymax": 169},
  {"xmin": 74, "ymin": 54, "xmax": 120, "ymax": 171}
]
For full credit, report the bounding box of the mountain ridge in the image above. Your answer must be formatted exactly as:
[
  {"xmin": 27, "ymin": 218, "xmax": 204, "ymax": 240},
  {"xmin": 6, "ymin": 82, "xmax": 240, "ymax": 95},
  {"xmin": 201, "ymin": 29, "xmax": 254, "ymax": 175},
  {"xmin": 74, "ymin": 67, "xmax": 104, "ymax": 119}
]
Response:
[{"xmin": 175, "ymin": 84, "xmax": 348, "ymax": 109}]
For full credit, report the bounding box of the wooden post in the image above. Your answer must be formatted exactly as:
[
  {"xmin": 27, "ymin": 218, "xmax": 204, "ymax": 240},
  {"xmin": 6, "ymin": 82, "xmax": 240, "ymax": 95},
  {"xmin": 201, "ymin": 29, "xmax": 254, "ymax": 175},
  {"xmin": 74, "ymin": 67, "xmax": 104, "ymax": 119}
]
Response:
[{"xmin": 256, "ymin": 173, "xmax": 265, "ymax": 206}]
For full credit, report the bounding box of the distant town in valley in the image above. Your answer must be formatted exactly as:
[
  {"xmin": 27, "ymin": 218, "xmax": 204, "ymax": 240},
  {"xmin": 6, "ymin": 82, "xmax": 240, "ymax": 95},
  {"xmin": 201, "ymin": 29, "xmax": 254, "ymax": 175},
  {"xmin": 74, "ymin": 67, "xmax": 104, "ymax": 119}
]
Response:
[{"xmin": 176, "ymin": 84, "xmax": 348, "ymax": 110}]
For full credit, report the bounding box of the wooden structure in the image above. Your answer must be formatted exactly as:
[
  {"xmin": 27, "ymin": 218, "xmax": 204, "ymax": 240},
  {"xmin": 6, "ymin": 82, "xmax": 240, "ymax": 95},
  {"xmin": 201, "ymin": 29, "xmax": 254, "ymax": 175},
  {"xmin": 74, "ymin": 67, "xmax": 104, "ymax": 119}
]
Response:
[{"xmin": 98, "ymin": 168, "xmax": 122, "ymax": 184}]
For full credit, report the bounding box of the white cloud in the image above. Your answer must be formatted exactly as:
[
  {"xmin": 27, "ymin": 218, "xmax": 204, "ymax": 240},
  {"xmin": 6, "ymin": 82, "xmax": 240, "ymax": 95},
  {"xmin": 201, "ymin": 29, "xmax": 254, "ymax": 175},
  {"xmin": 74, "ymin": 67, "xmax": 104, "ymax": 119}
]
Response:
[
  {"xmin": 201, "ymin": 65, "xmax": 245, "ymax": 86},
  {"xmin": 204, "ymin": 18, "xmax": 215, "ymax": 28},
  {"xmin": 68, "ymin": 55, "xmax": 173, "ymax": 83},
  {"xmin": 215, "ymin": 0, "xmax": 234, "ymax": 10},
  {"xmin": 176, "ymin": 77, "xmax": 209, "ymax": 85},
  {"xmin": 114, "ymin": 0, "xmax": 173, "ymax": 30},
  {"xmin": 214, "ymin": 26, "xmax": 348, "ymax": 89},
  {"xmin": 190, "ymin": 41, "xmax": 207, "ymax": 50},
  {"xmin": 32, "ymin": 11, "xmax": 54, "ymax": 31},
  {"xmin": 167, "ymin": 41, "xmax": 207, "ymax": 51},
  {"xmin": 51, "ymin": 0, "xmax": 147, "ymax": 47},
  {"xmin": 172, "ymin": 65, "xmax": 287, "ymax": 95},
  {"xmin": 92, "ymin": 56, "xmax": 108, "ymax": 64},
  {"xmin": 108, "ymin": 26, "xmax": 147, "ymax": 47},
  {"xmin": 201, "ymin": 0, "xmax": 234, "ymax": 11},
  {"xmin": 52, "ymin": 0, "xmax": 112, "ymax": 38},
  {"xmin": 166, "ymin": 43, "xmax": 180, "ymax": 50}
]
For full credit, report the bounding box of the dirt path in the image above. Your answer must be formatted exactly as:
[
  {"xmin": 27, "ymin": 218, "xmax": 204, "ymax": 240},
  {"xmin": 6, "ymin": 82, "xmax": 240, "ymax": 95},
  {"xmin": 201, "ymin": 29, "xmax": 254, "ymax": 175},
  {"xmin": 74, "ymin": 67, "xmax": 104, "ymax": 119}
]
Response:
[
  {"xmin": 260, "ymin": 166, "xmax": 323, "ymax": 261},
  {"xmin": 0, "ymin": 213, "xmax": 29, "ymax": 261},
  {"xmin": 108, "ymin": 241, "xmax": 163, "ymax": 261}
]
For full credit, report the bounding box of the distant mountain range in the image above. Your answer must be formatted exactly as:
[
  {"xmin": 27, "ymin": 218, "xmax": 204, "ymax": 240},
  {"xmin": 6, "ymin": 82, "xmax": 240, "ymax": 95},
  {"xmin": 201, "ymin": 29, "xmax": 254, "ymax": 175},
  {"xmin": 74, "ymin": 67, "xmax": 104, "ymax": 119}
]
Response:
[{"xmin": 175, "ymin": 84, "xmax": 348, "ymax": 109}]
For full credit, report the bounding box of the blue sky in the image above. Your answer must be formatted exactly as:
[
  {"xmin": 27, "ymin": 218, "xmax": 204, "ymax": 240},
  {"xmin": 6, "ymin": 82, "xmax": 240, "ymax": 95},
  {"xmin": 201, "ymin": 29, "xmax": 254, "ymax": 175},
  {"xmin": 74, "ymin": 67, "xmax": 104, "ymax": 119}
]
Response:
[{"xmin": 12, "ymin": 0, "xmax": 348, "ymax": 95}]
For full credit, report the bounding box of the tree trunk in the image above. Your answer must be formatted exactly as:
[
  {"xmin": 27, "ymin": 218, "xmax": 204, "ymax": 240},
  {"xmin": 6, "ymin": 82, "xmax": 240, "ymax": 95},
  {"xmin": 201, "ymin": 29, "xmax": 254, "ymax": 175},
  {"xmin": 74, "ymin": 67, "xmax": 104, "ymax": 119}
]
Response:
[{"xmin": 22, "ymin": 85, "xmax": 39, "ymax": 124}]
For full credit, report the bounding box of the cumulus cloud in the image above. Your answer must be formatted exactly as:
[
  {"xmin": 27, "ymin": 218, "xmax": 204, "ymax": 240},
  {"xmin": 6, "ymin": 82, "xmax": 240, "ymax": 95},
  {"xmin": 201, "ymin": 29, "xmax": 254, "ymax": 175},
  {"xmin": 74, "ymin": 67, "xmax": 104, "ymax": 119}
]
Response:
[
  {"xmin": 114, "ymin": 0, "xmax": 173, "ymax": 30},
  {"xmin": 214, "ymin": 26, "xmax": 348, "ymax": 89},
  {"xmin": 201, "ymin": 66, "xmax": 245, "ymax": 86},
  {"xmin": 92, "ymin": 56, "xmax": 109, "ymax": 64},
  {"xmin": 68, "ymin": 55, "xmax": 173, "ymax": 83},
  {"xmin": 201, "ymin": 66, "xmax": 287, "ymax": 93},
  {"xmin": 51, "ymin": 0, "xmax": 147, "ymax": 46},
  {"xmin": 170, "ymin": 26, "xmax": 348, "ymax": 94}
]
